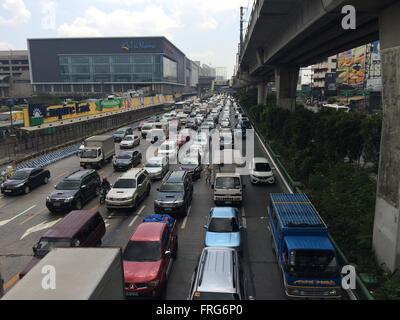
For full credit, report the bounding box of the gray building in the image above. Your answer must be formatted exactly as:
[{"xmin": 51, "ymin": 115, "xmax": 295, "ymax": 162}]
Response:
[
  {"xmin": 0, "ymin": 50, "xmax": 32, "ymax": 99},
  {"xmin": 27, "ymin": 37, "xmax": 198, "ymax": 96}
]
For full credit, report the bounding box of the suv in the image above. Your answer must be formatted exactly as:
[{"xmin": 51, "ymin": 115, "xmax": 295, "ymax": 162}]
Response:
[
  {"xmin": 188, "ymin": 247, "xmax": 246, "ymax": 300},
  {"xmin": 154, "ymin": 171, "xmax": 193, "ymax": 217},
  {"xmin": 106, "ymin": 169, "xmax": 151, "ymax": 210},
  {"xmin": 46, "ymin": 170, "xmax": 101, "ymax": 213}
]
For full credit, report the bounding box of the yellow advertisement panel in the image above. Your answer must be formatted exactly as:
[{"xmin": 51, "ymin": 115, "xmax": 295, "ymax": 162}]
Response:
[{"xmin": 337, "ymin": 45, "xmax": 366, "ymax": 88}]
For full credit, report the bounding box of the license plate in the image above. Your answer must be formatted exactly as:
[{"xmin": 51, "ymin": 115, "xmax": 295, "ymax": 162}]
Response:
[
  {"xmin": 164, "ymin": 208, "xmax": 172, "ymax": 212},
  {"xmin": 126, "ymin": 292, "xmax": 139, "ymax": 297},
  {"xmin": 53, "ymin": 203, "xmax": 61, "ymax": 207},
  {"xmin": 4, "ymin": 190, "xmax": 12, "ymax": 193}
]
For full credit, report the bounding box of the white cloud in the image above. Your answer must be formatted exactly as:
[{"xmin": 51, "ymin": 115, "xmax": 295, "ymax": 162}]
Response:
[
  {"xmin": 0, "ymin": 41, "xmax": 15, "ymax": 50},
  {"xmin": 0, "ymin": 0, "xmax": 31, "ymax": 26},
  {"xmin": 57, "ymin": 5, "xmax": 183, "ymax": 39}
]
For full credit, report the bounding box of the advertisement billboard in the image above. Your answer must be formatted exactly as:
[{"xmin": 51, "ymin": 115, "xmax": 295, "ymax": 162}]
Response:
[
  {"xmin": 366, "ymin": 41, "xmax": 382, "ymax": 92},
  {"xmin": 337, "ymin": 45, "xmax": 367, "ymax": 88}
]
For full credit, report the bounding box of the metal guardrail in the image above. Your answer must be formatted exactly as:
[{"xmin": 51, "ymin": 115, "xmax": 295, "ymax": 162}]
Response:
[{"xmin": 241, "ymin": 103, "xmax": 374, "ymax": 300}]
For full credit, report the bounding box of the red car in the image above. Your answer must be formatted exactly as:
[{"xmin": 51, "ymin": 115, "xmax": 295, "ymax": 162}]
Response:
[
  {"xmin": 177, "ymin": 130, "xmax": 191, "ymax": 148},
  {"xmin": 123, "ymin": 220, "xmax": 178, "ymax": 299}
]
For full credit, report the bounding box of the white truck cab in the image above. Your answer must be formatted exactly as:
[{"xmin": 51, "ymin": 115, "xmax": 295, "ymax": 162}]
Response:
[{"xmin": 213, "ymin": 173, "xmax": 244, "ymax": 207}]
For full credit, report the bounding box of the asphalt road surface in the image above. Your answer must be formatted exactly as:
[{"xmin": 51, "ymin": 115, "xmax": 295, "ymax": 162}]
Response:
[{"xmin": 0, "ymin": 106, "xmax": 286, "ymax": 300}]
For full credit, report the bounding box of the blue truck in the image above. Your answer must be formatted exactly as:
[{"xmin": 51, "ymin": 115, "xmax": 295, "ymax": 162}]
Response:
[{"xmin": 268, "ymin": 193, "xmax": 342, "ymax": 299}]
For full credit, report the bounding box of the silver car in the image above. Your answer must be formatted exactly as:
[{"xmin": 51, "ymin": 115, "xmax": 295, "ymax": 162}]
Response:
[
  {"xmin": 188, "ymin": 247, "xmax": 246, "ymax": 300},
  {"xmin": 144, "ymin": 156, "xmax": 169, "ymax": 180}
]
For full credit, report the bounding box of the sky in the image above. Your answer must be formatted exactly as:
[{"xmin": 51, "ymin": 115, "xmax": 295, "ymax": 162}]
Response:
[{"xmin": 0, "ymin": 0, "xmax": 254, "ymax": 78}]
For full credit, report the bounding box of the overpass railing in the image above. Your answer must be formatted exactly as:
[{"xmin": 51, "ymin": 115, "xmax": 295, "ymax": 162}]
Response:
[
  {"xmin": 241, "ymin": 102, "xmax": 374, "ymax": 301},
  {"xmin": 241, "ymin": 0, "xmax": 263, "ymax": 60}
]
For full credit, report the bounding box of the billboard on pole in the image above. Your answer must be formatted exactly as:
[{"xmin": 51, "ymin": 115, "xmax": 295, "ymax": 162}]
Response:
[{"xmin": 337, "ymin": 45, "xmax": 366, "ymax": 89}]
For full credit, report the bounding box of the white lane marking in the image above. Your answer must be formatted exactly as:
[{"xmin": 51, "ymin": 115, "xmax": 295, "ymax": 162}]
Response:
[
  {"xmin": 129, "ymin": 206, "xmax": 145, "ymax": 227},
  {"xmin": 181, "ymin": 206, "xmax": 192, "ymax": 229},
  {"xmin": 241, "ymin": 207, "xmax": 247, "ymax": 229},
  {"xmin": 0, "ymin": 205, "xmax": 37, "ymax": 227},
  {"xmin": 20, "ymin": 218, "xmax": 62, "ymax": 240}
]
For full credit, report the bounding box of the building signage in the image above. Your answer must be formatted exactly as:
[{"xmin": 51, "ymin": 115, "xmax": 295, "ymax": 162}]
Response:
[{"xmin": 121, "ymin": 40, "xmax": 157, "ymax": 51}]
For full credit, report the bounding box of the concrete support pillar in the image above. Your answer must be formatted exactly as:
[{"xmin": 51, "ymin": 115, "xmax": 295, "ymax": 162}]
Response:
[
  {"xmin": 257, "ymin": 83, "xmax": 267, "ymax": 105},
  {"xmin": 373, "ymin": 1, "xmax": 400, "ymax": 273},
  {"xmin": 274, "ymin": 66, "xmax": 299, "ymax": 112}
]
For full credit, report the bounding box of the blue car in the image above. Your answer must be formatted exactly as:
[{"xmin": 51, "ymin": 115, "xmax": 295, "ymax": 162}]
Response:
[{"xmin": 204, "ymin": 207, "xmax": 243, "ymax": 253}]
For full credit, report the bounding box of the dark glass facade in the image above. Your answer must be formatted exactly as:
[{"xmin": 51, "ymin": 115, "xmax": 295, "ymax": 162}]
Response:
[{"xmin": 58, "ymin": 54, "xmax": 177, "ymax": 83}]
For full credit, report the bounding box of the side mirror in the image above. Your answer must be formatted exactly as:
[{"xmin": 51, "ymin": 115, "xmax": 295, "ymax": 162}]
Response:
[
  {"xmin": 157, "ymin": 188, "xmax": 160, "ymax": 192},
  {"xmin": 32, "ymin": 245, "xmax": 38, "ymax": 255},
  {"xmin": 203, "ymin": 225, "xmax": 208, "ymax": 229},
  {"xmin": 81, "ymin": 185, "xmax": 87, "ymax": 189},
  {"xmin": 165, "ymin": 251, "xmax": 172, "ymax": 257},
  {"xmin": 211, "ymin": 184, "xmax": 215, "ymax": 189}
]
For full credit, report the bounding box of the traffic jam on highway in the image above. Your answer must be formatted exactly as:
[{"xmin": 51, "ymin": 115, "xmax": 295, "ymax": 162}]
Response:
[{"xmin": 0, "ymin": 94, "xmax": 343, "ymax": 300}]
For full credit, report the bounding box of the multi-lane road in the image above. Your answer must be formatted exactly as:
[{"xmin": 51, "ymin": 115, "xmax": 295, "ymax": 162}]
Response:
[{"xmin": 0, "ymin": 105, "xmax": 286, "ymax": 300}]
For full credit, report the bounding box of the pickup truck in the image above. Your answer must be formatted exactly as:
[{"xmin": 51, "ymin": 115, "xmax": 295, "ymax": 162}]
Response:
[
  {"xmin": 123, "ymin": 215, "xmax": 178, "ymax": 299},
  {"xmin": 268, "ymin": 193, "xmax": 342, "ymax": 299}
]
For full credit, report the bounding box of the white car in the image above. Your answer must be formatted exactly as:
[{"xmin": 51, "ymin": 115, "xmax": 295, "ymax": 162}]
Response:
[
  {"xmin": 193, "ymin": 133, "xmax": 209, "ymax": 149},
  {"xmin": 157, "ymin": 140, "xmax": 178, "ymax": 159},
  {"xmin": 144, "ymin": 156, "xmax": 169, "ymax": 180},
  {"xmin": 120, "ymin": 135, "xmax": 140, "ymax": 149},
  {"xmin": 106, "ymin": 169, "xmax": 151, "ymax": 210},
  {"xmin": 249, "ymin": 157, "xmax": 275, "ymax": 184}
]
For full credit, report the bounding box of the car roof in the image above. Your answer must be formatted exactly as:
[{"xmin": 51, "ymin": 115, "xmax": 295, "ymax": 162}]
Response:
[
  {"xmin": 215, "ymin": 173, "xmax": 241, "ymax": 178},
  {"xmin": 253, "ymin": 157, "xmax": 269, "ymax": 164},
  {"xmin": 196, "ymin": 247, "xmax": 237, "ymax": 294},
  {"xmin": 16, "ymin": 168, "xmax": 36, "ymax": 173},
  {"xmin": 210, "ymin": 207, "xmax": 238, "ymax": 218},
  {"xmin": 65, "ymin": 170, "xmax": 95, "ymax": 181},
  {"xmin": 120, "ymin": 168, "xmax": 144, "ymax": 179},
  {"xmin": 131, "ymin": 223, "xmax": 166, "ymax": 242},
  {"xmin": 42, "ymin": 211, "xmax": 102, "ymax": 240},
  {"xmin": 147, "ymin": 156, "xmax": 165, "ymax": 162}
]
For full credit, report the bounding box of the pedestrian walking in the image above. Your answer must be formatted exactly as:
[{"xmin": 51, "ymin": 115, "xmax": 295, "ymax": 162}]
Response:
[{"xmin": 205, "ymin": 165, "xmax": 212, "ymax": 185}]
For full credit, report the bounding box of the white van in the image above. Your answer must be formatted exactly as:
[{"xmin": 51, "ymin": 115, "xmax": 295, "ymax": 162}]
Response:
[{"xmin": 213, "ymin": 173, "xmax": 244, "ymax": 207}]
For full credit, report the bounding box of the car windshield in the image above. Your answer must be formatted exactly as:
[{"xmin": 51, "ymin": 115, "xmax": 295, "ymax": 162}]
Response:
[
  {"xmin": 143, "ymin": 125, "xmax": 153, "ymax": 130},
  {"xmin": 117, "ymin": 154, "xmax": 132, "ymax": 160},
  {"xmin": 56, "ymin": 180, "xmax": 80, "ymax": 190},
  {"xmin": 35, "ymin": 239, "xmax": 71, "ymax": 256},
  {"xmin": 215, "ymin": 177, "xmax": 241, "ymax": 189},
  {"xmin": 290, "ymin": 250, "xmax": 338, "ymax": 275},
  {"xmin": 123, "ymin": 241, "xmax": 161, "ymax": 262},
  {"xmin": 255, "ymin": 163, "xmax": 271, "ymax": 172},
  {"xmin": 10, "ymin": 171, "xmax": 30, "ymax": 180},
  {"xmin": 192, "ymin": 292, "xmax": 239, "ymax": 300},
  {"xmin": 80, "ymin": 149, "xmax": 98, "ymax": 159},
  {"xmin": 159, "ymin": 183, "xmax": 184, "ymax": 193},
  {"xmin": 114, "ymin": 179, "xmax": 136, "ymax": 189},
  {"xmin": 209, "ymin": 218, "xmax": 239, "ymax": 233},
  {"xmin": 124, "ymin": 137, "xmax": 133, "ymax": 141},
  {"xmin": 114, "ymin": 131, "xmax": 124, "ymax": 135}
]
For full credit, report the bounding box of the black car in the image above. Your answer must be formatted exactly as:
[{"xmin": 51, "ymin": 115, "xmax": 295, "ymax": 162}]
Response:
[
  {"xmin": 113, "ymin": 151, "xmax": 142, "ymax": 172},
  {"xmin": 1, "ymin": 168, "xmax": 50, "ymax": 196},
  {"xmin": 180, "ymin": 158, "xmax": 202, "ymax": 180},
  {"xmin": 185, "ymin": 119, "xmax": 198, "ymax": 131},
  {"xmin": 154, "ymin": 171, "xmax": 193, "ymax": 218},
  {"xmin": 113, "ymin": 127, "xmax": 133, "ymax": 143},
  {"xmin": 46, "ymin": 170, "xmax": 101, "ymax": 214}
]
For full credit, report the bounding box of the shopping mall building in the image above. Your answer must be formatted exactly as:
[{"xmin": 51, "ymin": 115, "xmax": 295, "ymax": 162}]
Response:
[{"xmin": 27, "ymin": 37, "xmax": 199, "ymax": 96}]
